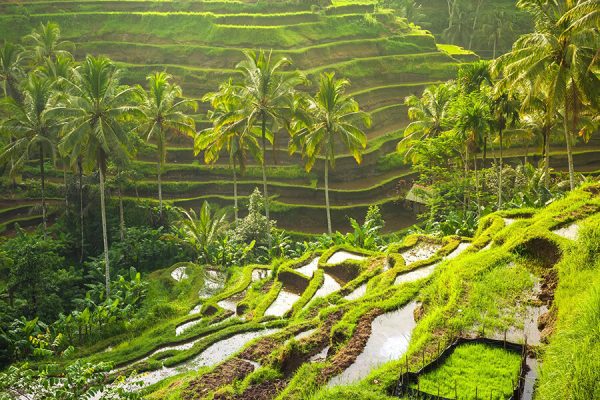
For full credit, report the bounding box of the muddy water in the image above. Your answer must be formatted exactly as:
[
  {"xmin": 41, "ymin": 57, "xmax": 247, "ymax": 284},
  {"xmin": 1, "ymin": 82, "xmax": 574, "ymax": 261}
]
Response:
[
  {"xmin": 176, "ymin": 318, "xmax": 203, "ymax": 336},
  {"xmin": 252, "ymin": 269, "xmax": 269, "ymax": 281},
  {"xmin": 327, "ymin": 251, "xmax": 365, "ymax": 264},
  {"xmin": 310, "ymin": 345, "xmax": 330, "ymax": 362},
  {"xmin": 311, "ymin": 274, "xmax": 341, "ymax": 302},
  {"xmin": 217, "ymin": 290, "xmax": 247, "ymax": 313},
  {"xmin": 522, "ymin": 357, "xmax": 538, "ymax": 400},
  {"xmin": 328, "ymin": 301, "xmax": 417, "ymax": 386},
  {"xmin": 295, "ymin": 257, "xmax": 320, "ymax": 277},
  {"xmin": 446, "ymin": 242, "xmax": 470, "ymax": 260},
  {"xmin": 265, "ymin": 290, "xmax": 300, "ymax": 317},
  {"xmin": 126, "ymin": 328, "xmax": 280, "ymax": 389},
  {"xmin": 344, "ymin": 283, "xmax": 367, "ymax": 301},
  {"xmin": 198, "ymin": 270, "xmax": 226, "ymax": 299},
  {"xmin": 394, "ymin": 263, "xmax": 439, "ymax": 285},
  {"xmin": 400, "ymin": 243, "xmax": 441, "ymax": 265},
  {"xmin": 171, "ymin": 266, "xmax": 188, "ymax": 282},
  {"xmin": 552, "ymin": 223, "xmax": 579, "ymax": 241},
  {"xmin": 294, "ymin": 328, "xmax": 317, "ymax": 341}
]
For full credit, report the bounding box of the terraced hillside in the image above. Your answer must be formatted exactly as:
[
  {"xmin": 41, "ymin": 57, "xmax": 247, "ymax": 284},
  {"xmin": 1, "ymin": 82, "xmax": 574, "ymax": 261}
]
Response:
[
  {"xmin": 41, "ymin": 182, "xmax": 599, "ymax": 399},
  {"xmin": 0, "ymin": 0, "xmax": 481, "ymax": 233}
]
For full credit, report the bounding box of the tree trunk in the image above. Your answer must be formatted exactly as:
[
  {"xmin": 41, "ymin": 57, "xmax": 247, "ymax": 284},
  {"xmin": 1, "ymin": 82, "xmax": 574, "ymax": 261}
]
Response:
[
  {"xmin": 157, "ymin": 153, "xmax": 163, "ymax": 218},
  {"xmin": 474, "ymin": 152, "xmax": 480, "ymax": 217},
  {"xmin": 98, "ymin": 163, "xmax": 111, "ymax": 298},
  {"xmin": 468, "ymin": 0, "xmax": 484, "ymax": 50},
  {"xmin": 498, "ymin": 128, "xmax": 503, "ymax": 209},
  {"xmin": 63, "ymin": 162, "xmax": 69, "ymax": 212},
  {"xmin": 544, "ymin": 129, "xmax": 550, "ymax": 190},
  {"xmin": 524, "ymin": 137, "xmax": 529, "ymax": 165},
  {"xmin": 324, "ymin": 155, "xmax": 332, "ymax": 235},
  {"xmin": 118, "ymin": 184, "xmax": 125, "ymax": 241},
  {"xmin": 563, "ymin": 100, "xmax": 575, "ymax": 190},
  {"xmin": 261, "ymin": 113, "xmax": 271, "ymax": 249},
  {"xmin": 78, "ymin": 158, "xmax": 84, "ymax": 263},
  {"xmin": 233, "ymin": 157, "xmax": 239, "ymax": 223},
  {"xmin": 39, "ymin": 144, "xmax": 47, "ymax": 236},
  {"xmin": 493, "ymin": 35, "xmax": 497, "ymax": 59}
]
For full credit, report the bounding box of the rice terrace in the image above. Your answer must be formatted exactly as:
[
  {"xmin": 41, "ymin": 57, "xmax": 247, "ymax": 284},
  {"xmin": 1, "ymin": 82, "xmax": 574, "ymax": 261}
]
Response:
[{"xmin": 0, "ymin": 0, "xmax": 598, "ymax": 399}]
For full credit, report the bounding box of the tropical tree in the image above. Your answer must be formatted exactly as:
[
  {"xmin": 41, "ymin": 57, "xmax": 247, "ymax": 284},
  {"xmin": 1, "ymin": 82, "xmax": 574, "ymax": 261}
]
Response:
[
  {"xmin": 0, "ymin": 42, "xmax": 24, "ymax": 102},
  {"xmin": 450, "ymin": 91, "xmax": 492, "ymax": 213},
  {"xmin": 170, "ymin": 201, "xmax": 228, "ymax": 264},
  {"xmin": 196, "ymin": 81, "xmax": 261, "ymax": 222},
  {"xmin": 490, "ymin": 87, "xmax": 520, "ymax": 207},
  {"xmin": 234, "ymin": 50, "xmax": 303, "ymax": 246},
  {"xmin": 135, "ymin": 71, "xmax": 196, "ymax": 216},
  {"xmin": 482, "ymin": 10, "xmax": 514, "ymax": 59},
  {"xmin": 291, "ymin": 72, "xmax": 370, "ymax": 234},
  {"xmin": 0, "ymin": 74, "xmax": 59, "ymax": 234},
  {"xmin": 23, "ymin": 22, "xmax": 73, "ymax": 65},
  {"xmin": 58, "ymin": 56, "xmax": 134, "ymax": 297},
  {"xmin": 397, "ymin": 83, "xmax": 455, "ymax": 162},
  {"xmin": 494, "ymin": 0, "xmax": 600, "ymax": 190}
]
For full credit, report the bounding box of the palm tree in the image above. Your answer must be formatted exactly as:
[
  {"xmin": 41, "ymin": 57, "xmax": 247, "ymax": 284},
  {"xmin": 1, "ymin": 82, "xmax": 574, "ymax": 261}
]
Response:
[
  {"xmin": 0, "ymin": 42, "xmax": 24, "ymax": 102},
  {"xmin": 397, "ymin": 83, "xmax": 456, "ymax": 162},
  {"xmin": 171, "ymin": 201, "xmax": 228, "ymax": 264},
  {"xmin": 0, "ymin": 74, "xmax": 58, "ymax": 235},
  {"xmin": 196, "ymin": 81, "xmax": 261, "ymax": 222},
  {"xmin": 291, "ymin": 73, "xmax": 371, "ymax": 234},
  {"xmin": 482, "ymin": 10, "xmax": 514, "ymax": 59},
  {"xmin": 58, "ymin": 56, "xmax": 134, "ymax": 297},
  {"xmin": 24, "ymin": 22, "xmax": 73, "ymax": 65},
  {"xmin": 451, "ymin": 92, "xmax": 492, "ymax": 214},
  {"xmin": 235, "ymin": 50, "xmax": 303, "ymax": 246},
  {"xmin": 494, "ymin": 0, "xmax": 600, "ymax": 190},
  {"xmin": 135, "ymin": 72, "xmax": 196, "ymax": 217},
  {"xmin": 490, "ymin": 88, "xmax": 520, "ymax": 208}
]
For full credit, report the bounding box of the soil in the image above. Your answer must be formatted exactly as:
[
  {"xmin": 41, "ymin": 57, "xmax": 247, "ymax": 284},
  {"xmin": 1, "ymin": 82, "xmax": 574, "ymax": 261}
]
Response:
[
  {"xmin": 225, "ymin": 379, "xmax": 288, "ymax": 400},
  {"xmin": 238, "ymin": 336, "xmax": 282, "ymax": 363},
  {"xmin": 538, "ymin": 269, "xmax": 558, "ymax": 305},
  {"xmin": 318, "ymin": 308, "xmax": 382, "ymax": 384},
  {"xmin": 278, "ymin": 310, "xmax": 345, "ymax": 376},
  {"xmin": 413, "ymin": 303, "xmax": 425, "ymax": 321},
  {"xmin": 520, "ymin": 238, "xmax": 561, "ymax": 268},
  {"xmin": 277, "ymin": 270, "xmax": 310, "ymax": 295},
  {"xmin": 183, "ymin": 358, "xmax": 255, "ymax": 400}
]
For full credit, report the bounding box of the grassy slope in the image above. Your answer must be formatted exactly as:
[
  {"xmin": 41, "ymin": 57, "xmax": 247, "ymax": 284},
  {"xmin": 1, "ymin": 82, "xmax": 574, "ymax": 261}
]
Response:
[{"xmin": 30, "ymin": 183, "xmax": 596, "ymax": 399}]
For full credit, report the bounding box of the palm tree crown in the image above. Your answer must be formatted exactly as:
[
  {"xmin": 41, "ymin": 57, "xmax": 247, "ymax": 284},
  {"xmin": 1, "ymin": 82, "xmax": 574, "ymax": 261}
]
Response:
[{"xmin": 291, "ymin": 72, "xmax": 370, "ymax": 234}]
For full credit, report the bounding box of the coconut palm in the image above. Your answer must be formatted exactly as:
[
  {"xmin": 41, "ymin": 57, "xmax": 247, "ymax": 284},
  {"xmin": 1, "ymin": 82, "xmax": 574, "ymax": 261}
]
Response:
[
  {"xmin": 0, "ymin": 74, "xmax": 59, "ymax": 235},
  {"xmin": 58, "ymin": 56, "xmax": 134, "ymax": 297},
  {"xmin": 451, "ymin": 92, "xmax": 492, "ymax": 213},
  {"xmin": 235, "ymin": 50, "xmax": 303, "ymax": 246},
  {"xmin": 196, "ymin": 81, "xmax": 261, "ymax": 222},
  {"xmin": 135, "ymin": 71, "xmax": 197, "ymax": 216},
  {"xmin": 24, "ymin": 22, "xmax": 73, "ymax": 65},
  {"xmin": 398, "ymin": 83, "xmax": 455, "ymax": 162},
  {"xmin": 490, "ymin": 87, "xmax": 520, "ymax": 208},
  {"xmin": 494, "ymin": 0, "xmax": 600, "ymax": 190},
  {"xmin": 0, "ymin": 42, "xmax": 24, "ymax": 102},
  {"xmin": 291, "ymin": 72, "xmax": 371, "ymax": 234}
]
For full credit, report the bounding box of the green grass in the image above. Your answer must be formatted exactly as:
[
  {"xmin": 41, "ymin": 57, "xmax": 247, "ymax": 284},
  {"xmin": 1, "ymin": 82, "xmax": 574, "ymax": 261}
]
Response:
[{"xmin": 411, "ymin": 343, "xmax": 522, "ymax": 399}]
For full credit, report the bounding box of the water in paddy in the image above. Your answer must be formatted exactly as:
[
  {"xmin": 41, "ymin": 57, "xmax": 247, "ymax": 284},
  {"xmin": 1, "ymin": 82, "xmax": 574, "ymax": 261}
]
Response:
[
  {"xmin": 344, "ymin": 283, "xmax": 367, "ymax": 301},
  {"xmin": 552, "ymin": 223, "xmax": 580, "ymax": 241},
  {"xmin": 295, "ymin": 257, "xmax": 320, "ymax": 277},
  {"xmin": 171, "ymin": 266, "xmax": 188, "ymax": 282},
  {"xmin": 217, "ymin": 290, "xmax": 247, "ymax": 313},
  {"xmin": 264, "ymin": 290, "xmax": 300, "ymax": 317},
  {"xmin": 446, "ymin": 242, "xmax": 470, "ymax": 260},
  {"xmin": 252, "ymin": 269, "xmax": 269, "ymax": 281},
  {"xmin": 327, "ymin": 251, "xmax": 365, "ymax": 264},
  {"xmin": 176, "ymin": 317, "xmax": 203, "ymax": 336},
  {"xmin": 294, "ymin": 328, "xmax": 316, "ymax": 341},
  {"xmin": 394, "ymin": 263, "xmax": 439, "ymax": 285},
  {"xmin": 310, "ymin": 274, "xmax": 341, "ymax": 302},
  {"xmin": 198, "ymin": 270, "xmax": 226, "ymax": 299},
  {"xmin": 127, "ymin": 328, "xmax": 280, "ymax": 389},
  {"xmin": 400, "ymin": 243, "xmax": 441, "ymax": 265},
  {"xmin": 328, "ymin": 301, "xmax": 417, "ymax": 386}
]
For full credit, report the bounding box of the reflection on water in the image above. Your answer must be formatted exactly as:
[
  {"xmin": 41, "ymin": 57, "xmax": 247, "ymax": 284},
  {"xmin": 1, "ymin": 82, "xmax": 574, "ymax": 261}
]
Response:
[{"xmin": 328, "ymin": 301, "xmax": 417, "ymax": 386}]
